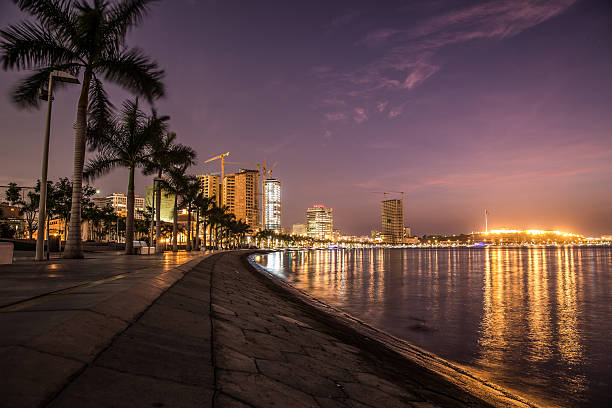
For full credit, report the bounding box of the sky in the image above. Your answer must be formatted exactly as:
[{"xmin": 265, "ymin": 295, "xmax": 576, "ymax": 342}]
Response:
[{"xmin": 0, "ymin": 0, "xmax": 611, "ymax": 236}]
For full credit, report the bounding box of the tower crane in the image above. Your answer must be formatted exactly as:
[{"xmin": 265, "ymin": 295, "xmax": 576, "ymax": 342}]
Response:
[
  {"xmin": 266, "ymin": 162, "xmax": 278, "ymax": 178},
  {"xmin": 204, "ymin": 152, "xmax": 229, "ymax": 206},
  {"xmin": 369, "ymin": 191, "xmax": 405, "ymax": 201}
]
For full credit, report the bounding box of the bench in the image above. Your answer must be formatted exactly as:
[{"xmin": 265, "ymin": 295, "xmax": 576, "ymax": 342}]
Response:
[{"xmin": 133, "ymin": 240, "xmax": 155, "ymax": 255}]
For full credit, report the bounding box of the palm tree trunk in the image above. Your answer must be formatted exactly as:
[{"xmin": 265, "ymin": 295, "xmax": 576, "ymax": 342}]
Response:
[
  {"xmin": 186, "ymin": 205, "xmax": 192, "ymax": 251},
  {"xmin": 125, "ymin": 166, "xmax": 136, "ymax": 255},
  {"xmin": 64, "ymin": 68, "xmax": 92, "ymax": 259},
  {"xmin": 155, "ymin": 171, "xmax": 162, "ymax": 252},
  {"xmin": 203, "ymin": 220, "xmax": 207, "ymax": 249},
  {"xmin": 195, "ymin": 208, "xmax": 200, "ymax": 251},
  {"xmin": 172, "ymin": 195, "xmax": 178, "ymax": 252}
]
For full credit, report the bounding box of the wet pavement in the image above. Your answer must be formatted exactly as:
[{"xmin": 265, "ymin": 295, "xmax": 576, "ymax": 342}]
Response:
[{"xmin": 0, "ymin": 250, "xmax": 536, "ymax": 407}]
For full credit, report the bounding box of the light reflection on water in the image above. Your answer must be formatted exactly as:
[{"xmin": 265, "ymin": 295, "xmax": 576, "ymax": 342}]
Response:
[{"xmin": 255, "ymin": 247, "xmax": 612, "ymax": 408}]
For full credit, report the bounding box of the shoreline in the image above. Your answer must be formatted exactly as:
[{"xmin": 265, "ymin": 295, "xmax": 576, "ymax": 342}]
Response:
[{"xmin": 247, "ymin": 251, "xmax": 546, "ymax": 408}]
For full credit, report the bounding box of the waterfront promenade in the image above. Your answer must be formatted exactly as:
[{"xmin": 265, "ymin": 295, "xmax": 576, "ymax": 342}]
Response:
[{"xmin": 1, "ymin": 251, "xmax": 536, "ymax": 407}]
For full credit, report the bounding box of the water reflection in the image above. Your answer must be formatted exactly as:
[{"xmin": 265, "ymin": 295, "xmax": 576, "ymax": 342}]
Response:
[{"xmin": 256, "ymin": 247, "xmax": 612, "ymax": 408}]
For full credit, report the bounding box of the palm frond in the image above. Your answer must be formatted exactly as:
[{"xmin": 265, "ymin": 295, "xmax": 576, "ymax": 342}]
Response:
[
  {"xmin": 83, "ymin": 153, "xmax": 122, "ymax": 182},
  {"xmin": 11, "ymin": 63, "xmax": 80, "ymax": 108},
  {"xmin": 98, "ymin": 47, "xmax": 164, "ymax": 101},
  {"xmin": 87, "ymin": 75, "xmax": 115, "ymax": 150},
  {"xmin": 13, "ymin": 0, "xmax": 77, "ymax": 42},
  {"xmin": 0, "ymin": 21, "xmax": 79, "ymax": 70},
  {"xmin": 103, "ymin": 0, "xmax": 158, "ymax": 48}
]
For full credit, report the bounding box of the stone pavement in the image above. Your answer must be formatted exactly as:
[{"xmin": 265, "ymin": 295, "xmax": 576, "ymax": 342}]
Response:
[
  {"xmin": 1, "ymin": 251, "xmax": 537, "ymax": 407},
  {"xmin": 0, "ymin": 251, "xmax": 205, "ymax": 407}
]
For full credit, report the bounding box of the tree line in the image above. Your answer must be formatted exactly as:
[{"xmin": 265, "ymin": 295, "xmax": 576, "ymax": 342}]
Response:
[{"xmin": 1, "ymin": 1, "xmax": 250, "ymax": 255}]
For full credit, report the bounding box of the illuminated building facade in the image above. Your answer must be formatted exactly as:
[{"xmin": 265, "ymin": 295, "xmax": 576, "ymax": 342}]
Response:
[
  {"xmin": 264, "ymin": 178, "xmax": 281, "ymax": 232},
  {"xmin": 145, "ymin": 186, "xmax": 175, "ymax": 222},
  {"xmin": 95, "ymin": 192, "xmax": 146, "ymax": 219},
  {"xmin": 196, "ymin": 174, "xmax": 219, "ymax": 201},
  {"xmin": 224, "ymin": 169, "xmax": 259, "ymax": 229},
  {"xmin": 306, "ymin": 205, "xmax": 333, "ymax": 239},
  {"xmin": 382, "ymin": 199, "xmax": 404, "ymax": 244},
  {"xmin": 404, "ymin": 226, "xmax": 411, "ymax": 239},
  {"xmin": 292, "ymin": 223, "xmax": 307, "ymax": 236}
]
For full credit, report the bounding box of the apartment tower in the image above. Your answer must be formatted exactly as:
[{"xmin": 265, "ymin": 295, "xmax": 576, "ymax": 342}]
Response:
[
  {"xmin": 382, "ymin": 199, "xmax": 404, "ymax": 244},
  {"xmin": 196, "ymin": 174, "xmax": 219, "ymax": 201},
  {"xmin": 264, "ymin": 178, "xmax": 281, "ymax": 232},
  {"xmin": 306, "ymin": 205, "xmax": 333, "ymax": 239},
  {"xmin": 224, "ymin": 169, "xmax": 259, "ymax": 229}
]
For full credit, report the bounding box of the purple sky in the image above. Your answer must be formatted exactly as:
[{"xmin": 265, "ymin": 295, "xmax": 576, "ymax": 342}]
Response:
[{"xmin": 1, "ymin": 0, "xmax": 611, "ymax": 236}]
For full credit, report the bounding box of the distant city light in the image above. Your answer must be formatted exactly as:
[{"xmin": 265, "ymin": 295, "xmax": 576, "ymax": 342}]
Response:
[{"xmin": 484, "ymin": 229, "xmax": 582, "ymax": 238}]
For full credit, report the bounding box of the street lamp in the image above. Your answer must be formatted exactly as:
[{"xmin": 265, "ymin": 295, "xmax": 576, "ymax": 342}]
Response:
[{"xmin": 35, "ymin": 70, "xmax": 80, "ymax": 261}]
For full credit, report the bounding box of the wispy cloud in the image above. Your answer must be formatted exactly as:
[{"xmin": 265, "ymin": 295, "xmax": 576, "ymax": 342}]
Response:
[
  {"xmin": 324, "ymin": 112, "xmax": 347, "ymax": 121},
  {"xmin": 353, "ymin": 107, "xmax": 368, "ymax": 123},
  {"xmin": 316, "ymin": 0, "xmax": 576, "ymax": 122}
]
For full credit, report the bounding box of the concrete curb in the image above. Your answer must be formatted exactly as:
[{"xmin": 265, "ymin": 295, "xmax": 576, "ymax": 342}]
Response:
[{"xmin": 246, "ymin": 252, "xmax": 543, "ymax": 408}]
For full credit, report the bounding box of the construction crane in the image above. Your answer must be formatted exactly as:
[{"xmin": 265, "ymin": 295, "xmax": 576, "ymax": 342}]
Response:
[
  {"xmin": 370, "ymin": 191, "xmax": 404, "ymax": 201},
  {"xmin": 204, "ymin": 152, "xmax": 230, "ymax": 206},
  {"xmin": 266, "ymin": 162, "xmax": 278, "ymax": 178}
]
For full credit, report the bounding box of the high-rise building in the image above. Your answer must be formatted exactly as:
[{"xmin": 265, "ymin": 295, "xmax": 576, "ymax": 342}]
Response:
[
  {"xmin": 196, "ymin": 174, "xmax": 219, "ymax": 201},
  {"xmin": 224, "ymin": 169, "xmax": 259, "ymax": 229},
  {"xmin": 306, "ymin": 205, "xmax": 333, "ymax": 239},
  {"xmin": 382, "ymin": 199, "xmax": 404, "ymax": 244},
  {"xmin": 145, "ymin": 186, "xmax": 175, "ymax": 222},
  {"xmin": 292, "ymin": 223, "xmax": 307, "ymax": 236},
  {"xmin": 94, "ymin": 192, "xmax": 145, "ymax": 219},
  {"xmin": 223, "ymin": 173, "xmax": 236, "ymax": 213},
  {"xmin": 404, "ymin": 226, "xmax": 412, "ymax": 239},
  {"xmin": 264, "ymin": 178, "xmax": 281, "ymax": 232}
]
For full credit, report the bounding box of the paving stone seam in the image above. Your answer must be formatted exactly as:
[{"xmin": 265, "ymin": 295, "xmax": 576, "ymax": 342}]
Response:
[
  {"xmin": 208, "ymin": 252, "xmax": 224, "ymax": 408},
  {"xmin": 13, "ymin": 344, "xmax": 85, "ymax": 365},
  {"xmin": 216, "ymin": 391, "xmax": 257, "ymax": 408},
  {"xmin": 244, "ymin": 253, "xmax": 537, "ymax": 408},
  {"xmin": 44, "ymin": 253, "xmax": 208, "ymax": 408},
  {"xmin": 92, "ymin": 361, "xmax": 208, "ymax": 387}
]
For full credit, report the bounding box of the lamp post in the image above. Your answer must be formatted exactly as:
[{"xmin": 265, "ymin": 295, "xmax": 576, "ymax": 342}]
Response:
[{"xmin": 35, "ymin": 70, "xmax": 80, "ymax": 261}]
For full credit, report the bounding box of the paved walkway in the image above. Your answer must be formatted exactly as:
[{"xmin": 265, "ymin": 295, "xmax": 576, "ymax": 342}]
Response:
[{"xmin": 1, "ymin": 251, "xmax": 536, "ymax": 408}]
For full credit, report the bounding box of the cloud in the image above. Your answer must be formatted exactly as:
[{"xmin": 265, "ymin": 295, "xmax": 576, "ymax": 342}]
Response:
[
  {"xmin": 360, "ymin": 28, "xmax": 402, "ymax": 46},
  {"xmin": 324, "ymin": 129, "xmax": 332, "ymax": 139},
  {"xmin": 353, "ymin": 107, "xmax": 368, "ymax": 124},
  {"xmin": 376, "ymin": 101, "xmax": 388, "ymax": 112},
  {"xmin": 261, "ymin": 133, "xmax": 298, "ymax": 154},
  {"xmin": 324, "ymin": 112, "xmax": 347, "ymax": 121},
  {"xmin": 317, "ymin": 0, "xmax": 576, "ymax": 123},
  {"xmin": 329, "ymin": 10, "xmax": 363, "ymax": 29},
  {"xmin": 366, "ymin": 140, "xmax": 398, "ymax": 149},
  {"xmin": 388, "ymin": 105, "xmax": 403, "ymax": 118}
]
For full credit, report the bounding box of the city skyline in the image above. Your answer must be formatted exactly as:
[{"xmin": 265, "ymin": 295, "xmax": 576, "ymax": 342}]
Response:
[{"xmin": 1, "ymin": 0, "xmax": 611, "ymax": 236}]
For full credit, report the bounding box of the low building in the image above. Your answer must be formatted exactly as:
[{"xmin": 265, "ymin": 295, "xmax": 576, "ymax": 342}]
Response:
[
  {"xmin": 93, "ymin": 193, "xmax": 146, "ymax": 219},
  {"xmin": 292, "ymin": 223, "xmax": 307, "ymax": 236}
]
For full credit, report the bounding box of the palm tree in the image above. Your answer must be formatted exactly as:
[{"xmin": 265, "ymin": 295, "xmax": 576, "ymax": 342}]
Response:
[
  {"xmin": 1, "ymin": 0, "xmax": 165, "ymax": 258},
  {"xmin": 194, "ymin": 195, "xmax": 215, "ymax": 250},
  {"xmin": 144, "ymin": 130, "xmax": 195, "ymax": 252},
  {"xmin": 84, "ymin": 98, "xmax": 159, "ymax": 255},
  {"xmin": 179, "ymin": 177, "xmax": 201, "ymax": 252},
  {"xmin": 161, "ymin": 164, "xmax": 189, "ymax": 252}
]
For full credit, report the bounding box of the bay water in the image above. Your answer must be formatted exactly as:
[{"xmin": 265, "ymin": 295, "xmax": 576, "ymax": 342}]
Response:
[{"xmin": 254, "ymin": 247, "xmax": 612, "ymax": 407}]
